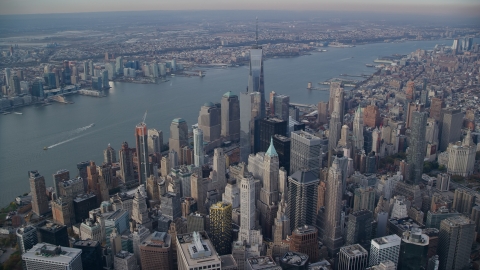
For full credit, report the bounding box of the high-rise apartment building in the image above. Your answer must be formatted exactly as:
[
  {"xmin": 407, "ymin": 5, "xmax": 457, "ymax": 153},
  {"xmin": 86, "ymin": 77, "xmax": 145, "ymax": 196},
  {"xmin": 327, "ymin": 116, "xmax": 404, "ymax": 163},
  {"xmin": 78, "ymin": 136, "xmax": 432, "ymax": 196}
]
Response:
[
  {"xmin": 221, "ymin": 91, "xmax": 241, "ymax": 142},
  {"xmin": 289, "ymin": 225, "xmax": 320, "ymax": 263},
  {"xmin": 369, "ymin": 234, "xmax": 401, "ymax": 267},
  {"xmin": 135, "ymin": 122, "xmax": 150, "ymax": 185},
  {"xmin": 139, "ymin": 231, "xmax": 173, "ymax": 270},
  {"xmin": 429, "ymin": 98, "xmax": 444, "ymax": 121},
  {"xmin": 439, "ymin": 108, "xmax": 463, "ymax": 152},
  {"xmin": 452, "ymin": 188, "xmax": 476, "ymax": 215},
  {"xmin": 353, "ymin": 187, "xmax": 376, "ymax": 212},
  {"xmin": 317, "ymin": 101, "xmax": 328, "ymax": 124},
  {"xmin": 346, "ymin": 210, "xmax": 373, "ymax": 248},
  {"xmin": 22, "ymin": 243, "xmax": 83, "ymax": 270},
  {"xmin": 198, "ymin": 102, "xmax": 221, "ymax": 143},
  {"xmin": 407, "ymin": 111, "xmax": 427, "ymax": 184},
  {"xmin": 405, "ymin": 81, "xmax": 415, "ymax": 101},
  {"xmin": 16, "ymin": 226, "xmax": 38, "ymax": 253},
  {"xmin": 288, "ymin": 170, "xmax": 319, "ymax": 231},
  {"xmin": 52, "ymin": 169, "xmax": 70, "ymax": 196},
  {"xmin": 353, "ymin": 106, "xmax": 365, "ymax": 151},
  {"xmin": 338, "ymin": 244, "xmax": 369, "ymax": 270},
  {"xmin": 290, "ymin": 130, "xmax": 322, "ymax": 178},
  {"xmin": 364, "ymin": 104, "xmax": 381, "ymax": 128},
  {"xmin": 29, "ymin": 171, "xmax": 49, "ymax": 216},
  {"xmin": 209, "ymin": 202, "xmax": 232, "ymax": 255},
  {"xmin": 104, "ymin": 144, "xmax": 117, "ymax": 164},
  {"xmin": 438, "ymin": 215, "xmax": 475, "ymax": 270}
]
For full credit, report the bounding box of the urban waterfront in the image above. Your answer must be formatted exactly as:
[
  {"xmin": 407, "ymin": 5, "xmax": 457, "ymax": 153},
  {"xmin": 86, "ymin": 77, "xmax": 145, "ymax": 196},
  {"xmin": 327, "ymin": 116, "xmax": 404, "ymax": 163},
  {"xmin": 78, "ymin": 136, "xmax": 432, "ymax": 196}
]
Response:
[{"xmin": 0, "ymin": 39, "xmax": 446, "ymax": 206}]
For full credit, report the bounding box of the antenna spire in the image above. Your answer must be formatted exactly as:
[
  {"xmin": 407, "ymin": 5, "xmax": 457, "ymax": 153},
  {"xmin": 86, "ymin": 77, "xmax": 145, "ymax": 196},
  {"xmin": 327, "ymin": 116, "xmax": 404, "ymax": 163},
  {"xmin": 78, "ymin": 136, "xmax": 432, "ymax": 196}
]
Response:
[{"xmin": 255, "ymin": 17, "xmax": 258, "ymax": 46}]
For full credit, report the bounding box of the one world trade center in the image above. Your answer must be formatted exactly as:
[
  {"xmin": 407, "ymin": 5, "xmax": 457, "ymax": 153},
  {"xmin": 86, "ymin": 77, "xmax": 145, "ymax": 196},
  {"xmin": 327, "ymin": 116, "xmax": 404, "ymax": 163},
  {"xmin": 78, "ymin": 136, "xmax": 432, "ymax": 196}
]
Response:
[{"xmin": 247, "ymin": 17, "xmax": 265, "ymax": 118}]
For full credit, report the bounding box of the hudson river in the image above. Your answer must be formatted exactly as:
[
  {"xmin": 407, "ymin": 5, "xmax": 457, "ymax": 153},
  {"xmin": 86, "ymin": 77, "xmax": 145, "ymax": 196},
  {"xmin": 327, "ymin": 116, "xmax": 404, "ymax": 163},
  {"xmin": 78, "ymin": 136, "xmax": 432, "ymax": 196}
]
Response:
[{"xmin": 0, "ymin": 39, "xmax": 447, "ymax": 206}]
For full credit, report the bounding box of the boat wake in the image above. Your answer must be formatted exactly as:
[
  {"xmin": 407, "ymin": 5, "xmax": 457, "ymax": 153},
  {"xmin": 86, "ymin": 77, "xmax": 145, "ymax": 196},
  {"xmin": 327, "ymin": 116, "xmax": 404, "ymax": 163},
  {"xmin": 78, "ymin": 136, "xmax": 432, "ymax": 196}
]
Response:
[
  {"xmin": 47, "ymin": 135, "xmax": 84, "ymax": 149},
  {"xmin": 47, "ymin": 123, "xmax": 94, "ymax": 149},
  {"xmin": 339, "ymin": 57, "xmax": 352, "ymax": 61}
]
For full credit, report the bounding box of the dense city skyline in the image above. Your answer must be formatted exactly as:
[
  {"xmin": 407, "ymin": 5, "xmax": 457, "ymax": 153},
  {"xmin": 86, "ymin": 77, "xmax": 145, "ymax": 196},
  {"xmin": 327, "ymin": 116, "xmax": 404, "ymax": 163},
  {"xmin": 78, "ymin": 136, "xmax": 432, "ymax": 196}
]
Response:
[{"xmin": 1, "ymin": 6, "xmax": 480, "ymax": 270}]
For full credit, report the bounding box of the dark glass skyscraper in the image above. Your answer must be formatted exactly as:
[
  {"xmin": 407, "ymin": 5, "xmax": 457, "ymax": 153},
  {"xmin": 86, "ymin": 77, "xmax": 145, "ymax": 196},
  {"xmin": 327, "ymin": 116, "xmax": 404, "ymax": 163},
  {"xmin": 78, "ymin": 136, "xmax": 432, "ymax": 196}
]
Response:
[{"xmin": 407, "ymin": 111, "xmax": 427, "ymax": 184}]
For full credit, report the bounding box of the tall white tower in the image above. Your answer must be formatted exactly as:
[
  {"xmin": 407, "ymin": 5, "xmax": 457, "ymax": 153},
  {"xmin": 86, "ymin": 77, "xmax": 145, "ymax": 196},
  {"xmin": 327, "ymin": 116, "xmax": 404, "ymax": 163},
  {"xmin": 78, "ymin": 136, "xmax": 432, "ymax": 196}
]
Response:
[
  {"xmin": 239, "ymin": 173, "xmax": 263, "ymax": 247},
  {"xmin": 193, "ymin": 128, "xmax": 204, "ymax": 167}
]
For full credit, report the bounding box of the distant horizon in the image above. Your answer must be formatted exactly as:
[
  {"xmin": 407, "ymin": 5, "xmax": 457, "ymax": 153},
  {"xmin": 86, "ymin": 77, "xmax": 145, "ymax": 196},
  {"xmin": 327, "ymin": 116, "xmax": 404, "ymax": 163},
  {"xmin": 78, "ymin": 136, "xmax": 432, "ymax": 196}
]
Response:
[{"xmin": 1, "ymin": 1, "xmax": 479, "ymax": 17}]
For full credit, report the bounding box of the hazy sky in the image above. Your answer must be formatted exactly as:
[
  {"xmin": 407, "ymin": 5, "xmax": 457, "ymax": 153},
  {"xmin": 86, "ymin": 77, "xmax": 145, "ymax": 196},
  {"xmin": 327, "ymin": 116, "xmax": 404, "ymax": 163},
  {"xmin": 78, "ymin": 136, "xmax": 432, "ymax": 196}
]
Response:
[{"xmin": 1, "ymin": 0, "xmax": 479, "ymax": 15}]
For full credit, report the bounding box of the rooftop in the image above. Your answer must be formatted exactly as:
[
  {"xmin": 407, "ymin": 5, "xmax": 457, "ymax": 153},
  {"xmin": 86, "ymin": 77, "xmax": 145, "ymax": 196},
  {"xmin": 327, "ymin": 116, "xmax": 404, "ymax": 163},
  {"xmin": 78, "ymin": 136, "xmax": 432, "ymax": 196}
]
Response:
[
  {"xmin": 290, "ymin": 170, "xmax": 319, "ymax": 184},
  {"xmin": 176, "ymin": 231, "xmax": 221, "ymax": 267},
  {"xmin": 372, "ymin": 234, "xmax": 401, "ymax": 247},
  {"xmin": 172, "ymin": 118, "xmax": 186, "ymax": 124},
  {"xmin": 292, "ymin": 225, "xmax": 317, "ymax": 235},
  {"xmin": 22, "ymin": 243, "xmax": 81, "ymax": 264},
  {"xmin": 247, "ymin": 256, "xmax": 281, "ymax": 270},
  {"xmin": 281, "ymin": 252, "xmax": 308, "ymax": 266},
  {"xmin": 341, "ymin": 244, "xmax": 368, "ymax": 257}
]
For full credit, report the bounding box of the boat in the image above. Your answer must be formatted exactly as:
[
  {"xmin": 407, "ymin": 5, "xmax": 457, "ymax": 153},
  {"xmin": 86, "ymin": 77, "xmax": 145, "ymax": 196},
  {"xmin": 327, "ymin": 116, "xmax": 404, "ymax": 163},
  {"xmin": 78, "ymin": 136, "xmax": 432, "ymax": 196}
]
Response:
[
  {"xmin": 43, "ymin": 147, "xmax": 48, "ymax": 150},
  {"xmin": 3, "ymin": 112, "xmax": 11, "ymax": 115},
  {"xmin": 14, "ymin": 112, "xmax": 23, "ymax": 115},
  {"xmin": 365, "ymin": 64, "xmax": 374, "ymax": 67}
]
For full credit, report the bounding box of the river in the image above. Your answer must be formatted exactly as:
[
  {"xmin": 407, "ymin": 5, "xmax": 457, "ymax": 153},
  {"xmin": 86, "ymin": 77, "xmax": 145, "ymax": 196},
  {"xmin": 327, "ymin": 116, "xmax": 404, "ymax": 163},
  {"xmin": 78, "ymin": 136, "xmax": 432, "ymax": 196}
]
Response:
[{"xmin": 0, "ymin": 39, "xmax": 450, "ymax": 206}]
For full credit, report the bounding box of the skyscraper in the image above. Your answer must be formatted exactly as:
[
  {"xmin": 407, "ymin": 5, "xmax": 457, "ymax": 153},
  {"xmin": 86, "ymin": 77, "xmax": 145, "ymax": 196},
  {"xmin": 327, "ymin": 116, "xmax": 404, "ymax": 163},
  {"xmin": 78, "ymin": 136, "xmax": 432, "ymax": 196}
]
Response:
[
  {"xmin": 324, "ymin": 158, "xmax": 344, "ymax": 256},
  {"xmin": 353, "ymin": 187, "xmax": 376, "ymax": 212},
  {"xmin": 176, "ymin": 231, "xmax": 221, "ymax": 270},
  {"xmin": 288, "ymin": 170, "xmax": 319, "ymax": 230},
  {"xmin": 103, "ymin": 144, "xmax": 116, "ymax": 164},
  {"xmin": 273, "ymin": 94, "xmax": 290, "ymax": 121},
  {"xmin": 439, "ymin": 108, "xmax": 463, "ymax": 152},
  {"xmin": 254, "ymin": 117, "xmax": 287, "ymax": 154},
  {"xmin": 147, "ymin": 128, "xmax": 163, "ymax": 155},
  {"xmin": 405, "ymin": 80, "xmax": 415, "ymax": 101},
  {"xmin": 290, "ymin": 130, "xmax": 322, "ymax": 178},
  {"xmin": 239, "ymin": 91, "xmax": 262, "ymax": 162},
  {"xmin": 135, "ymin": 122, "xmax": 150, "ymax": 185},
  {"xmin": 317, "ymin": 101, "xmax": 328, "ymax": 124},
  {"xmin": 346, "ymin": 210, "xmax": 373, "ymax": 248},
  {"xmin": 447, "ymin": 130, "xmax": 476, "ymax": 177},
  {"xmin": 73, "ymin": 240, "xmax": 102, "ymax": 270},
  {"xmin": 369, "ymin": 235, "xmax": 401, "ymax": 267},
  {"xmin": 221, "ymin": 91, "xmax": 241, "ymax": 142},
  {"xmin": 438, "ymin": 215, "xmax": 474, "ymax": 270},
  {"xmin": 329, "ymin": 87, "xmax": 344, "ymax": 153},
  {"xmin": 169, "ymin": 118, "xmax": 188, "ymax": 163},
  {"xmin": 429, "ymin": 97, "xmax": 444, "ymax": 121},
  {"xmin": 338, "ymin": 244, "xmax": 369, "ymax": 270},
  {"xmin": 247, "ymin": 19, "xmax": 265, "ymax": 118},
  {"xmin": 193, "ymin": 128, "xmax": 204, "ymax": 167},
  {"xmin": 364, "ymin": 104, "xmax": 381, "ymax": 128},
  {"xmin": 139, "ymin": 231, "xmax": 173, "ymax": 270},
  {"xmin": 407, "ymin": 111, "xmax": 427, "ymax": 184},
  {"xmin": 52, "ymin": 169, "xmax": 70, "ymax": 196},
  {"xmin": 119, "ymin": 142, "xmax": 135, "ymax": 186},
  {"xmin": 29, "ymin": 171, "xmax": 49, "ymax": 216},
  {"xmin": 289, "ymin": 225, "xmax": 320, "ymax": 263},
  {"xmin": 353, "ymin": 106, "xmax": 365, "ymax": 151},
  {"xmin": 238, "ymin": 172, "xmax": 263, "ymax": 248},
  {"xmin": 16, "ymin": 226, "xmax": 38, "ymax": 254},
  {"xmin": 209, "ymin": 202, "xmax": 232, "ymax": 255},
  {"xmin": 328, "ymin": 81, "xmax": 343, "ymax": 114},
  {"xmin": 258, "ymin": 139, "xmax": 280, "ymax": 239},
  {"xmin": 398, "ymin": 228, "xmax": 429, "ymax": 270},
  {"xmin": 132, "ymin": 189, "xmax": 152, "ymax": 230},
  {"xmin": 198, "ymin": 103, "xmax": 221, "ymax": 143}
]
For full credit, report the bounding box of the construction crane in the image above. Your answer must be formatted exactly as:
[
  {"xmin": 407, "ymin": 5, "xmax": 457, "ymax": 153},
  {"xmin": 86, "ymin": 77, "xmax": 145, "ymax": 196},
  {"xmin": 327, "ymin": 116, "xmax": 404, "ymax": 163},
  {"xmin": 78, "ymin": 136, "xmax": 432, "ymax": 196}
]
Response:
[{"xmin": 142, "ymin": 110, "xmax": 147, "ymax": 124}]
